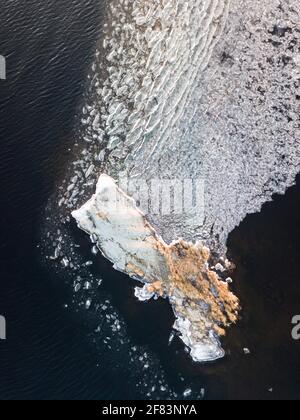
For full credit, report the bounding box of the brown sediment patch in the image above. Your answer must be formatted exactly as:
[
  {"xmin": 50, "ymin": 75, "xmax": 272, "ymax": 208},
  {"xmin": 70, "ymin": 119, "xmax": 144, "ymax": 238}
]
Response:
[
  {"xmin": 126, "ymin": 262, "xmax": 145, "ymax": 279},
  {"xmin": 146, "ymin": 280, "xmax": 164, "ymax": 296},
  {"xmin": 160, "ymin": 239, "xmax": 240, "ymax": 336}
]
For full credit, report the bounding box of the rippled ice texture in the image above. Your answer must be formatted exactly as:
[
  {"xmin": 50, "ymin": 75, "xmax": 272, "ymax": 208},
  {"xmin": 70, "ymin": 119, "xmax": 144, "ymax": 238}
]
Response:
[{"xmin": 63, "ymin": 0, "xmax": 300, "ymax": 254}]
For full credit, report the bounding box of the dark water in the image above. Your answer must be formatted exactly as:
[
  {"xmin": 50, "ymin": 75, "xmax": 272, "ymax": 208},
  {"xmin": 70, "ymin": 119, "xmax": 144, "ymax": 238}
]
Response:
[
  {"xmin": 0, "ymin": 0, "xmax": 109, "ymax": 400},
  {"xmin": 1, "ymin": 0, "xmax": 300, "ymax": 400}
]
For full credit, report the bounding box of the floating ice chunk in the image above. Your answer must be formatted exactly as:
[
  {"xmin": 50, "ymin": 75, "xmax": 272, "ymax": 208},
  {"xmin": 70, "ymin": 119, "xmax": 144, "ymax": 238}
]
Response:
[
  {"xmin": 61, "ymin": 257, "xmax": 69, "ymax": 268},
  {"xmin": 90, "ymin": 234, "xmax": 97, "ymax": 243},
  {"xmin": 92, "ymin": 115, "xmax": 100, "ymax": 130},
  {"xmin": 183, "ymin": 388, "xmax": 192, "ymax": 398},
  {"xmin": 85, "ymin": 164, "xmax": 95, "ymax": 179},
  {"xmin": 74, "ymin": 283, "xmax": 81, "ymax": 293},
  {"xmin": 215, "ymin": 263, "xmax": 226, "ymax": 273},
  {"xmin": 134, "ymin": 284, "xmax": 155, "ymax": 302},
  {"xmin": 173, "ymin": 317, "xmax": 225, "ymax": 363},
  {"xmin": 97, "ymin": 150, "xmax": 106, "ymax": 162},
  {"xmin": 107, "ymin": 136, "xmax": 122, "ymax": 151},
  {"xmin": 91, "ymin": 246, "xmax": 98, "ymax": 255},
  {"xmin": 168, "ymin": 331, "xmax": 175, "ymax": 346}
]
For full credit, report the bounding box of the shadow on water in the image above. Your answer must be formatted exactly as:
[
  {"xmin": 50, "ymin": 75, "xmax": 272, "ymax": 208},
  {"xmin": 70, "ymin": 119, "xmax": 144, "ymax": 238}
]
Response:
[{"xmin": 70, "ymin": 172, "xmax": 300, "ymax": 400}]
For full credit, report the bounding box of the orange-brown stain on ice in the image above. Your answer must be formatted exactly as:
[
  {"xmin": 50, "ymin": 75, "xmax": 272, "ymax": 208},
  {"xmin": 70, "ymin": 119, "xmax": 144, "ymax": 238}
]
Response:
[{"xmin": 154, "ymin": 239, "xmax": 240, "ymax": 336}]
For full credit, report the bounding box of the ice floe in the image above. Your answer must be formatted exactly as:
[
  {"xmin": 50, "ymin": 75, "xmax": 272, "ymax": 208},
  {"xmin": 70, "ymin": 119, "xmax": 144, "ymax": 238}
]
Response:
[{"xmin": 72, "ymin": 175, "xmax": 239, "ymax": 362}]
